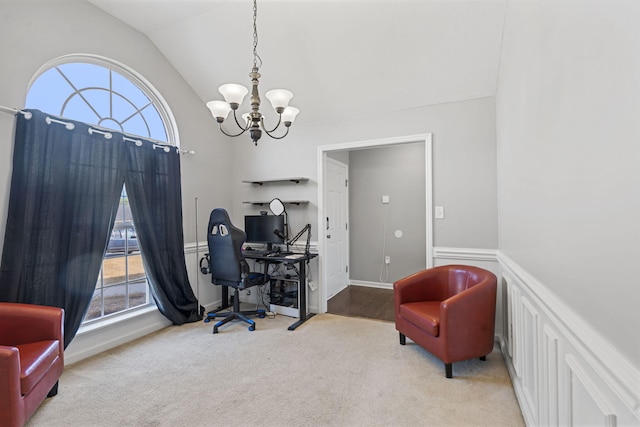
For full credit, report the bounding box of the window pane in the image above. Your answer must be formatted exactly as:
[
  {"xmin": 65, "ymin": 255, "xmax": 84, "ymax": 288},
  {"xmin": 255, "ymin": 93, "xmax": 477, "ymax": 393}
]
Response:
[
  {"xmin": 142, "ymin": 104, "xmax": 168, "ymax": 142},
  {"xmin": 82, "ymin": 88, "xmax": 111, "ymax": 119},
  {"xmin": 127, "ymin": 254, "xmax": 146, "ymax": 281},
  {"xmin": 122, "ymin": 113, "xmax": 150, "ymax": 139},
  {"xmin": 112, "ymin": 92, "xmax": 137, "ymax": 123},
  {"xmin": 112, "ymin": 71, "xmax": 150, "ymax": 108},
  {"xmin": 128, "ymin": 279, "xmax": 149, "ymax": 309},
  {"xmin": 85, "ymin": 288, "xmax": 104, "ymax": 321},
  {"xmin": 113, "ymin": 187, "xmax": 132, "ymax": 224},
  {"xmin": 58, "ymin": 63, "xmax": 110, "ymax": 91},
  {"xmin": 62, "ymin": 94, "xmax": 100, "ymax": 125},
  {"xmin": 25, "ymin": 68, "xmax": 74, "ymax": 114}
]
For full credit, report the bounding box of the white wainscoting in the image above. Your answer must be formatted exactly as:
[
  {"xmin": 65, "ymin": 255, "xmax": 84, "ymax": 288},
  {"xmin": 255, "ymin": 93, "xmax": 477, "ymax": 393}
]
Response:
[
  {"xmin": 499, "ymin": 252, "xmax": 640, "ymax": 426},
  {"xmin": 350, "ymin": 247, "xmax": 500, "ymax": 290}
]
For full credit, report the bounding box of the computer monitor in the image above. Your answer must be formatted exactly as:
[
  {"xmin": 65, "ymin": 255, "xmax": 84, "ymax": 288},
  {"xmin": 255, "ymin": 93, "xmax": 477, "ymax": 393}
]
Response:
[{"xmin": 244, "ymin": 215, "xmax": 286, "ymax": 251}]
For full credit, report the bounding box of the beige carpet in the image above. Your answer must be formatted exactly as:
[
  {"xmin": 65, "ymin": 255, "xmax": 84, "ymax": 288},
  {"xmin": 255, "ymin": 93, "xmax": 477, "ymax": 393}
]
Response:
[{"xmin": 28, "ymin": 313, "xmax": 524, "ymax": 426}]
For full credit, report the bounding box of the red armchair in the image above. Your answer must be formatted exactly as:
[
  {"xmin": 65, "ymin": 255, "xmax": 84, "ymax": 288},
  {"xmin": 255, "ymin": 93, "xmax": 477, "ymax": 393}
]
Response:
[
  {"xmin": 394, "ymin": 265, "xmax": 497, "ymax": 378},
  {"xmin": 0, "ymin": 302, "xmax": 64, "ymax": 427}
]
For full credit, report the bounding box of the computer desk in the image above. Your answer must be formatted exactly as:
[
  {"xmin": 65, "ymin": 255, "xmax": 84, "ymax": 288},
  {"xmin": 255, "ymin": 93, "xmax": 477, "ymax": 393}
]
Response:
[{"xmin": 243, "ymin": 251, "xmax": 318, "ymax": 330}]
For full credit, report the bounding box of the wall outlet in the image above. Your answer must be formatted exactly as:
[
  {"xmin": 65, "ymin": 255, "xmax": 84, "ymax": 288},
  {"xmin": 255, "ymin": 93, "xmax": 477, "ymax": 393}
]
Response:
[
  {"xmin": 435, "ymin": 206, "xmax": 445, "ymax": 219},
  {"xmin": 385, "ymin": 256, "xmax": 391, "ymax": 264},
  {"xmin": 382, "ymin": 195, "xmax": 390, "ymax": 204}
]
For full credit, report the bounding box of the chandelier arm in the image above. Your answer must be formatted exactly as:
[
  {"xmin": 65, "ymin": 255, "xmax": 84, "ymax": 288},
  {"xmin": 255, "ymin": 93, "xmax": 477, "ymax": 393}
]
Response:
[
  {"xmin": 260, "ymin": 114, "xmax": 283, "ymax": 134},
  {"xmin": 261, "ymin": 121, "xmax": 290, "ymax": 140},
  {"xmin": 232, "ymin": 109, "xmax": 251, "ymax": 131},
  {"xmin": 218, "ymin": 123, "xmax": 248, "ymax": 138}
]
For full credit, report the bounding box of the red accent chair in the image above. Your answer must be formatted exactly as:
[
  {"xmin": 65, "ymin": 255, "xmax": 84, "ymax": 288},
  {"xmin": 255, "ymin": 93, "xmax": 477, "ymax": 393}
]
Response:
[
  {"xmin": 0, "ymin": 302, "xmax": 64, "ymax": 427},
  {"xmin": 394, "ymin": 265, "xmax": 497, "ymax": 378}
]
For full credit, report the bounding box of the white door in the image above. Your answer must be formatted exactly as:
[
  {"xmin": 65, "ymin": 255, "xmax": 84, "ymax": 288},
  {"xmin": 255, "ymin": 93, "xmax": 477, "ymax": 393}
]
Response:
[{"xmin": 325, "ymin": 158, "xmax": 349, "ymax": 299}]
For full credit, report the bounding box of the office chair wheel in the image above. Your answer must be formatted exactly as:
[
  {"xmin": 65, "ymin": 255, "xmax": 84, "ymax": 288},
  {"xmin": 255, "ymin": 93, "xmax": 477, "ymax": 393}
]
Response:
[
  {"xmin": 258, "ymin": 310, "xmax": 266, "ymax": 319},
  {"xmin": 248, "ymin": 324, "xmax": 255, "ymax": 331},
  {"xmin": 204, "ymin": 318, "xmax": 211, "ymax": 323}
]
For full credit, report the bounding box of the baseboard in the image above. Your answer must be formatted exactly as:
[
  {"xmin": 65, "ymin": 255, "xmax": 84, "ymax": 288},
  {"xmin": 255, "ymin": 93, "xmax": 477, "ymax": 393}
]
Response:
[
  {"xmin": 349, "ymin": 280, "xmax": 393, "ymax": 290},
  {"xmin": 498, "ymin": 252, "xmax": 640, "ymax": 425}
]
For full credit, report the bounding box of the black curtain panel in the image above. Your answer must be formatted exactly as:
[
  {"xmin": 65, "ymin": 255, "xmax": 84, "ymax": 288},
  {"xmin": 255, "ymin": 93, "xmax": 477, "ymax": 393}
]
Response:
[
  {"xmin": 0, "ymin": 110, "xmax": 126, "ymax": 347},
  {"xmin": 125, "ymin": 140, "xmax": 202, "ymax": 324},
  {"xmin": 0, "ymin": 109, "xmax": 201, "ymax": 348}
]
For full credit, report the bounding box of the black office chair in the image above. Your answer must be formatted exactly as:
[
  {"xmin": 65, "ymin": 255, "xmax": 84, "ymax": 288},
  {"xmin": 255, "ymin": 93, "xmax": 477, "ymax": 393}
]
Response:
[{"xmin": 204, "ymin": 208, "xmax": 267, "ymax": 333}]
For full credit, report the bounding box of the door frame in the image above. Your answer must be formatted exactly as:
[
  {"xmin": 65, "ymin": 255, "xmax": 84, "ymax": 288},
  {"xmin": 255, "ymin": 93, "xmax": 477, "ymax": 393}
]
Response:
[{"xmin": 317, "ymin": 133, "xmax": 433, "ymax": 313}]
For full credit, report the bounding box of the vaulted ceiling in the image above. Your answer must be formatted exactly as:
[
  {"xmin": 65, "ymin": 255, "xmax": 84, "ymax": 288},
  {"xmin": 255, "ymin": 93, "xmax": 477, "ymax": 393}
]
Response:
[{"xmin": 87, "ymin": 0, "xmax": 507, "ymax": 126}]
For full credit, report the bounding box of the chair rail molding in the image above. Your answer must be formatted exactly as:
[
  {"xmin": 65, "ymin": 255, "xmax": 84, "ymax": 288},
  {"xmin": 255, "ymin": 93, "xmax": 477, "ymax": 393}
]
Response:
[
  {"xmin": 433, "ymin": 246, "xmax": 498, "ymax": 262},
  {"xmin": 498, "ymin": 251, "xmax": 640, "ymax": 425}
]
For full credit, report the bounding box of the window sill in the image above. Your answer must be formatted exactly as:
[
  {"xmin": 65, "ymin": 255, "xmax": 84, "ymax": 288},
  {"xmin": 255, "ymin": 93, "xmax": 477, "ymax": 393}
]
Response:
[{"xmin": 76, "ymin": 305, "xmax": 159, "ymax": 336}]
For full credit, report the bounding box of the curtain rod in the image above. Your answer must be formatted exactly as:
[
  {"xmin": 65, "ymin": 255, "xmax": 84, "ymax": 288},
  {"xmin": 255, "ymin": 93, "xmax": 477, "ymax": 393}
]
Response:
[
  {"xmin": 0, "ymin": 105, "xmax": 32, "ymax": 118},
  {"xmin": 0, "ymin": 105, "xmax": 194, "ymax": 155}
]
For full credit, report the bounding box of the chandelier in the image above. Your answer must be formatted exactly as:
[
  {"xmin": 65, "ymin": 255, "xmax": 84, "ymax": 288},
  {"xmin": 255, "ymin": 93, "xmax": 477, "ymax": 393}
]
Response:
[{"xmin": 206, "ymin": 0, "xmax": 299, "ymax": 146}]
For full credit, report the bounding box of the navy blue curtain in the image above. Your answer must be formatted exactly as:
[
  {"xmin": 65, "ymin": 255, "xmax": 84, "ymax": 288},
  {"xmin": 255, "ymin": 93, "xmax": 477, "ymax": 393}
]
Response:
[
  {"xmin": 0, "ymin": 110, "xmax": 201, "ymax": 348},
  {"xmin": 125, "ymin": 141, "xmax": 202, "ymax": 324}
]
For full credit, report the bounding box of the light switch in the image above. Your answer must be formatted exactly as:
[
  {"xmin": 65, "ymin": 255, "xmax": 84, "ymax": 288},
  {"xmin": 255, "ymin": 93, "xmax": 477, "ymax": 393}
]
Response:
[
  {"xmin": 435, "ymin": 206, "xmax": 444, "ymax": 219},
  {"xmin": 381, "ymin": 195, "xmax": 390, "ymax": 204}
]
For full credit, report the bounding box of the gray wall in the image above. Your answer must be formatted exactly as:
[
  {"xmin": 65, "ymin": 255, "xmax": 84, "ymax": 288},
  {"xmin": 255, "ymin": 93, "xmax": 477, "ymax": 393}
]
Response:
[
  {"xmin": 232, "ymin": 96, "xmax": 499, "ymax": 310},
  {"xmin": 231, "ymin": 96, "xmax": 499, "ymax": 250},
  {"xmin": 496, "ymin": 0, "xmax": 640, "ymax": 368},
  {"xmin": 349, "ymin": 143, "xmax": 426, "ymax": 283}
]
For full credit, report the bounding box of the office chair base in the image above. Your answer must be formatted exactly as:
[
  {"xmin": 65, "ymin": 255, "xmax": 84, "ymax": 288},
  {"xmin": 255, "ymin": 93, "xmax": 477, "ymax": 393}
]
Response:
[{"xmin": 206, "ymin": 309, "xmax": 266, "ymax": 333}]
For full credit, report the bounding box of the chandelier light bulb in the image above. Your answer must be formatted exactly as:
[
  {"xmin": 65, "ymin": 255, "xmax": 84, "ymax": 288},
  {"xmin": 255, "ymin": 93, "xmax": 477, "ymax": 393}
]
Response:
[
  {"xmin": 265, "ymin": 89, "xmax": 294, "ymax": 113},
  {"xmin": 206, "ymin": 100, "xmax": 231, "ymax": 122},
  {"xmin": 281, "ymin": 106, "xmax": 300, "ymax": 126},
  {"xmin": 218, "ymin": 83, "xmax": 248, "ymax": 108}
]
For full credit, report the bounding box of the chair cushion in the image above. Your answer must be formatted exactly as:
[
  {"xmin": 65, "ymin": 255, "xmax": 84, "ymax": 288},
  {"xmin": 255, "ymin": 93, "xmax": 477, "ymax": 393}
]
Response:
[
  {"xmin": 15, "ymin": 340, "xmax": 60, "ymax": 395},
  {"xmin": 399, "ymin": 301, "xmax": 441, "ymax": 337}
]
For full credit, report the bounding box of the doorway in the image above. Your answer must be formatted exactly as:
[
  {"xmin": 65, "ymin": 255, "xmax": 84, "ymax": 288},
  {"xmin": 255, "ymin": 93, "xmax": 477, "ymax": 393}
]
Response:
[{"xmin": 317, "ymin": 133, "xmax": 433, "ymax": 314}]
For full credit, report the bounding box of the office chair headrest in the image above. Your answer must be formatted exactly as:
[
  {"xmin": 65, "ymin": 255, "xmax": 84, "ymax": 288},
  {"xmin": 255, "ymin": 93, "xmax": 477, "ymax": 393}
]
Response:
[{"xmin": 208, "ymin": 208, "xmax": 232, "ymax": 235}]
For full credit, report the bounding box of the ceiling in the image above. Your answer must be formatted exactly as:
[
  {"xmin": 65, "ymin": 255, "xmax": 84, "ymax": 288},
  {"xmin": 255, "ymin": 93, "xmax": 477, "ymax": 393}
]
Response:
[{"xmin": 86, "ymin": 0, "xmax": 507, "ymax": 126}]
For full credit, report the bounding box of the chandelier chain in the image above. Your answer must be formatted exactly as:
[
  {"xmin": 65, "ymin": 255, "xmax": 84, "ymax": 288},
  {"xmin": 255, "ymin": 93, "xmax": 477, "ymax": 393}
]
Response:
[{"xmin": 252, "ymin": 0, "xmax": 262, "ymax": 71}]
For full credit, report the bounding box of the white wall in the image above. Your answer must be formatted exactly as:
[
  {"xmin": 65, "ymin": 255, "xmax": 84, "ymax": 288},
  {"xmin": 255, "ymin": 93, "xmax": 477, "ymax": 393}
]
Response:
[{"xmin": 496, "ymin": 0, "xmax": 640, "ymax": 423}]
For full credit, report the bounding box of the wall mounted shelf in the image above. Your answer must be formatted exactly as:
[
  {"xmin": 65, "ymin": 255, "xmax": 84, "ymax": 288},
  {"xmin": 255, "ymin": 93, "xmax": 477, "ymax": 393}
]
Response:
[
  {"xmin": 242, "ymin": 177, "xmax": 309, "ymax": 206},
  {"xmin": 242, "ymin": 177, "xmax": 309, "ymax": 185},
  {"xmin": 242, "ymin": 200, "xmax": 309, "ymax": 206}
]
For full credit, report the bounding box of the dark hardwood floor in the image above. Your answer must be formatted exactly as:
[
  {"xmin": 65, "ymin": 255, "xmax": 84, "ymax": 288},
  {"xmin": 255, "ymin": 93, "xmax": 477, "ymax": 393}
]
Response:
[{"xmin": 327, "ymin": 285, "xmax": 395, "ymax": 322}]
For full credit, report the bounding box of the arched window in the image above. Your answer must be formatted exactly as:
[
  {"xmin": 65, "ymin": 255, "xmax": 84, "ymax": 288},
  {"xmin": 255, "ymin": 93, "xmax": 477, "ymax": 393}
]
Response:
[
  {"xmin": 26, "ymin": 54, "xmax": 178, "ymax": 322},
  {"xmin": 26, "ymin": 54, "xmax": 177, "ymax": 144}
]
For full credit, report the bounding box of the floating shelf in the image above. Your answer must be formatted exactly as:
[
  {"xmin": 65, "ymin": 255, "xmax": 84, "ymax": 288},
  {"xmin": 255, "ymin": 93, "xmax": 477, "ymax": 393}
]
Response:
[
  {"xmin": 242, "ymin": 200, "xmax": 309, "ymax": 206},
  {"xmin": 242, "ymin": 177, "xmax": 309, "ymax": 185}
]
